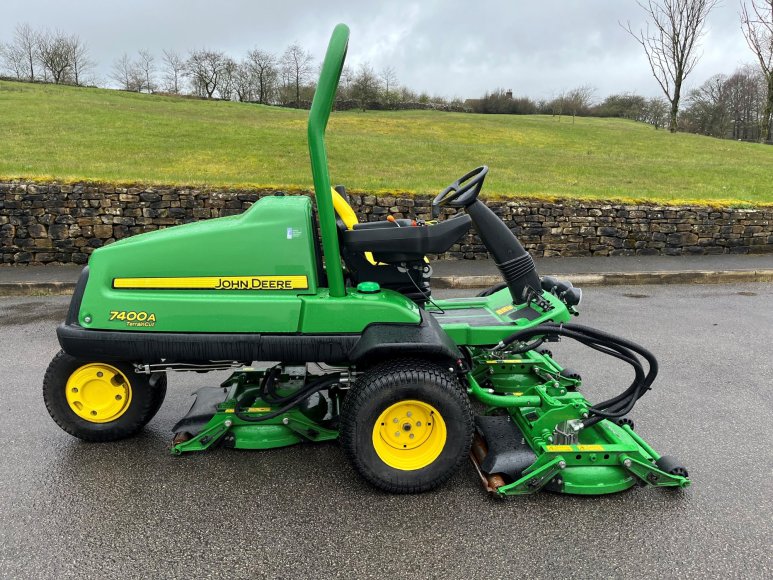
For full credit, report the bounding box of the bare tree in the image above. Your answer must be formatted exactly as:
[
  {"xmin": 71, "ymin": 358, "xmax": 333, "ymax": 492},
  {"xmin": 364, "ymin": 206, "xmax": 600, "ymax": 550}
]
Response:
[
  {"xmin": 645, "ymin": 97, "xmax": 670, "ymax": 128},
  {"xmin": 380, "ymin": 66, "xmax": 398, "ymax": 105},
  {"xmin": 725, "ymin": 65, "xmax": 766, "ymax": 139},
  {"xmin": 232, "ymin": 61, "xmax": 254, "ymax": 102},
  {"xmin": 683, "ymin": 74, "xmax": 730, "ymax": 136},
  {"xmin": 217, "ymin": 57, "xmax": 238, "ymax": 101},
  {"xmin": 245, "ymin": 48, "xmax": 278, "ymax": 104},
  {"xmin": 564, "ymin": 85, "xmax": 596, "ymax": 122},
  {"xmin": 0, "ymin": 41, "xmax": 26, "ymax": 79},
  {"xmin": 351, "ymin": 63, "xmax": 381, "ymax": 109},
  {"xmin": 624, "ymin": 0, "xmax": 719, "ymax": 132},
  {"xmin": 37, "ymin": 29, "xmax": 73, "ymax": 84},
  {"xmin": 13, "ymin": 23, "xmax": 39, "ymax": 81},
  {"xmin": 162, "ymin": 49, "xmax": 185, "ymax": 93},
  {"xmin": 741, "ymin": 0, "xmax": 773, "ymax": 141},
  {"xmin": 111, "ymin": 53, "xmax": 143, "ymax": 91},
  {"xmin": 186, "ymin": 49, "xmax": 230, "ymax": 98},
  {"xmin": 280, "ymin": 43, "xmax": 313, "ymax": 106},
  {"xmin": 137, "ymin": 49, "xmax": 156, "ymax": 93},
  {"xmin": 68, "ymin": 35, "xmax": 94, "ymax": 86}
]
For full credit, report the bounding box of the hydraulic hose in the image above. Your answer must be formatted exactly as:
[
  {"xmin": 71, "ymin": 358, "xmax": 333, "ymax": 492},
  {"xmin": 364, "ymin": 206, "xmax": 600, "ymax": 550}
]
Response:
[
  {"xmin": 236, "ymin": 373, "xmax": 341, "ymax": 423},
  {"xmin": 492, "ymin": 322, "xmax": 658, "ymax": 427}
]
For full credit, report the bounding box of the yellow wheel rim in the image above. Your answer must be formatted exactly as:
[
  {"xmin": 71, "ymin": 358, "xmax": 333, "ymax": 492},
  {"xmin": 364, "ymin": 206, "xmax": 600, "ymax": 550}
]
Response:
[
  {"xmin": 65, "ymin": 363, "xmax": 132, "ymax": 423},
  {"xmin": 372, "ymin": 400, "xmax": 447, "ymax": 470}
]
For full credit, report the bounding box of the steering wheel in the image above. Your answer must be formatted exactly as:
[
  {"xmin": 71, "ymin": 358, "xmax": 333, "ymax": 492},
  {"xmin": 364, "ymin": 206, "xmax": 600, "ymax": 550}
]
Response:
[{"xmin": 431, "ymin": 166, "xmax": 488, "ymax": 218}]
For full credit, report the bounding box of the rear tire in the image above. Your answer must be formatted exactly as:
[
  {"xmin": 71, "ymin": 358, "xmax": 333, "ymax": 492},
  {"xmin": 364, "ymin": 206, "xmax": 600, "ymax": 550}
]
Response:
[
  {"xmin": 44, "ymin": 350, "xmax": 162, "ymax": 442},
  {"xmin": 340, "ymin": 358, "xmax": 473, "ymax": 493}
]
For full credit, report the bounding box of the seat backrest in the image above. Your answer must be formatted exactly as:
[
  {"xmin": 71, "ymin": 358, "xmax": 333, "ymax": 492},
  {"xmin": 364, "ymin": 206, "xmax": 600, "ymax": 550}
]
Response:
[
  {"xmin": 331, "ymin": 187, "xmax": 379, "ymax": 266},
  {"xmin": 332, "ymin": 187, "xmax": 359, "ymax": 230}
]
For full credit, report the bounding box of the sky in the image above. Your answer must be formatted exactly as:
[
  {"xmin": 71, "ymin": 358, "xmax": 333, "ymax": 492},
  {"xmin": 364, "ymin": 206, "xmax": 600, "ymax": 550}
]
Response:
[{"xmin": 0, "ymin": 0, "xmax": 756, "ymax": 101}]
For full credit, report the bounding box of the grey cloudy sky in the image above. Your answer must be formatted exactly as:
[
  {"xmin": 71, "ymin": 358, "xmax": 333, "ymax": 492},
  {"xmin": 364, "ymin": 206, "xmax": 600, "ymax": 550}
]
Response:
[{"xmin": 0, "ymin": 0, "xmax": 755, "ymax": 100}]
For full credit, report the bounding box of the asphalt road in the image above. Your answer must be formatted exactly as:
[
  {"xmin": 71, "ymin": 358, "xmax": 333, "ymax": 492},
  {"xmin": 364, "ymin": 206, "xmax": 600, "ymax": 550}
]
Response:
[{"xmin": 1, "ymin": 284, "xmax": 771, "ymax": 579}]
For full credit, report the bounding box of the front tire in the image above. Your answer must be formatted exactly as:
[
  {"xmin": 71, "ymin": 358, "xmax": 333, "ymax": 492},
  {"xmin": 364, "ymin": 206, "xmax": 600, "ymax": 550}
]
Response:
[
  {"xmin": 43, "ymin": 350, "xmax": 163, "ymax": 442},
  {"xmin": 340, "ymin": 358, "xmax": 473, "ymax": 493}
]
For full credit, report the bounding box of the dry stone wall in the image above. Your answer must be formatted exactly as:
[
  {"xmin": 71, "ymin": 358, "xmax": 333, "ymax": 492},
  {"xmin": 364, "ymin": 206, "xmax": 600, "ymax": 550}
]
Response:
[{"xmin": 1, "ymin": 180, "xmax": 771, "ymax": 264}]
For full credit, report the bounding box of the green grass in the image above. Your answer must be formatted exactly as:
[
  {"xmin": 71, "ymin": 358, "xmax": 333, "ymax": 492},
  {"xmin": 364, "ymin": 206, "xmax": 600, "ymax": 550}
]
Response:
[{"xmin": 1, "ymin": 80, "xmax": 771, "ymax": 205}]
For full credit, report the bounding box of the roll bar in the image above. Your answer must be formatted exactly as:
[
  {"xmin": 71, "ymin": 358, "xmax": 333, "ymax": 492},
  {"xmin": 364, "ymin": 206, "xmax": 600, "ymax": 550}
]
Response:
[{"xmin": 308, "ymin": 23, "xmax": 349, "ymax": 297}]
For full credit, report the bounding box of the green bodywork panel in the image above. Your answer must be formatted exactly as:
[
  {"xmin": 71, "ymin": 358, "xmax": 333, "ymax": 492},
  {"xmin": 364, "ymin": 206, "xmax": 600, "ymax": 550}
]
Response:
[
  {"xmin": 77, "ymin": 195, "xmax": 421, "ymax": 333},
  {"xmin": 429, "ymin": 288, "xmax": 572, "ymax": 345}
]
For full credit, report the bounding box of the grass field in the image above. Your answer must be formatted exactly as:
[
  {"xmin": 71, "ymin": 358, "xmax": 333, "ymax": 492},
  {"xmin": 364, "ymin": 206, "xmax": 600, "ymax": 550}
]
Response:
[{"xmin": 1, "ymin": 80, "xmax": 771, "ymax": 205}]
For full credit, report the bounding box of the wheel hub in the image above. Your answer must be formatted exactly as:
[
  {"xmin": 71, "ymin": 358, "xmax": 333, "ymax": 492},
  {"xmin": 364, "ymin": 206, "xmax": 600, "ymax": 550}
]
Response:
[
  {"xmin": 65, "ymin": 363, "xmax": 132, "ymax": 423},
  {"xmin": 372, "ymin": 400, "xmax": 447, "ymax": 470}
]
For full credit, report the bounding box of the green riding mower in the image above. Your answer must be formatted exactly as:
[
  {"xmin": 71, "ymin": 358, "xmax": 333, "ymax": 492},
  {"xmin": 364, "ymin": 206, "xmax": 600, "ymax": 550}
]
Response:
[{"xmin": 44, "ymin": 24, "xmax": 689, "ymax": 496}]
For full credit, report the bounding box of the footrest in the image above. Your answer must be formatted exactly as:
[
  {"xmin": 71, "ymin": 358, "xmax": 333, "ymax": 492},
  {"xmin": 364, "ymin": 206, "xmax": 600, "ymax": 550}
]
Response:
[
  {"xmin": 475, "ymin": 415, "xmax": 537, "ymax": 481},
  {"xmin": 172, "ymin": 386, "xmax": 230, "ymax": 436}
]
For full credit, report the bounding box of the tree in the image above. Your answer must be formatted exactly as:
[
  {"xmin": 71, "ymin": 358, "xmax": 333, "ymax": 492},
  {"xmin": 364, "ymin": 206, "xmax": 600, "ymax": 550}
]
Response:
[
  {"xmin": 0, "ymin": 41, "xmax": 26, "ymax": 79},
  {"xmin": 563, "ymin": 85, "xmax": 596, "ymax": 122},
  {"xmin": 645, "ymin": 97, "xmax": 670, "ymax": 128},
  {"xmin": 232, "ymin": 61, "xmax": 254, "ymax": 102},
  {"xmin": 624, "ymin": 0, "xmax": 719, "ymax": 132},
  {"xmin": 683, "ymin": 74, "xmax": 730, "ymax": 136},
  {"xmin": 13, "ymin": 23, "xmax": 39, "ymax": 81},
  {"xmin": 68, "ymin": 35, "xmax": 94, "ymax": 86},
  {"xmin": 245, "ymin": 48, "xmax": 278, "ymax": 104},
  {"xmin": 741, "ymin": 0, "xmax": 773, "ymax": 142},
  {"xmin": 186, "ymin": 49, "xmax": 230, "ymax": 98},
  {"xmin": 137, "ymin": 49, "xmax": 156, "ymax": 93},
  {"xmin": 351, "ymin": 63, "xmax": 381, "ymax": 109},
  {"xmin": 37, "ymin": 29, "xmax": 73, "ymax": 84},
  {"xmin": 217, "ymin": 57, "xmax": 238, "ymax": 101},
  {"xmin": 280, "ymin": 43, "xmax": 313, "ymax": 106},
  {"xmin": 594, "ymin": 93, "xmax": 648, "ymax": 120},
  {"xmin": 725, "ymin": 65, "xmax": 766, "ymax": 139},
  {"xmin": 162, "ymin": 49, "xmax": 185, "ymax": 93},
  {"xmin": 111, "ymin": 53, "xmax": 143, "ymax": 91},
  {"xmin": 380, "ymin": 66, "xmax": 398, "ymax": 105}
]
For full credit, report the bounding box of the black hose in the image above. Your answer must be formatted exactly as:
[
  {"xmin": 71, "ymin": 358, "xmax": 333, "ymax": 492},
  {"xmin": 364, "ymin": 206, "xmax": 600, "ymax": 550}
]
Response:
[
  {"xmin": 476, "ymin": 282, "xmax": 507, "ymax": 297},
  {"xmin": 493, "ymin": 322, "xmax": 658, "ymax": 425},
  {"xmin": 235, "ymin": 373, "xmax": 341, "ymax": 423}
]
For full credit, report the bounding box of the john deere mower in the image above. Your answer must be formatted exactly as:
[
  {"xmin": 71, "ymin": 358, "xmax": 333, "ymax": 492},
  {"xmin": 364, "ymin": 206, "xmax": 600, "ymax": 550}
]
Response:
[{"xmin": 44, "ymin": 24, "xmax": 689, "ymax": 496}]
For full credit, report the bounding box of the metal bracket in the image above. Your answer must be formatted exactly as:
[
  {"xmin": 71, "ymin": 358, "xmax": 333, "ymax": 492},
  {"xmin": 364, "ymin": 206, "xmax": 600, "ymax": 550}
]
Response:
[
  {"xmin": 496, "ymin": 456, "xmax": 566, "ymax": 495},
  {"xmin": 619, "ymin": 454, "xmax": 691, "ymax": 488},
  {"xmin": 171, "ymin": 420, "xmax": 232, "ymax": 455}
]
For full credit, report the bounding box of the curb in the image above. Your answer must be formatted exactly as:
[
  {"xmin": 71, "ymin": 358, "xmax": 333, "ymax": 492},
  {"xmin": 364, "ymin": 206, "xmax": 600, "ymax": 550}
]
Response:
[
  {"xmin": 433, "ymin": 269, "xmax": 773, "ymax": 289},
  {"xmin": 1, "ymin": 269, "xmax": 772, "ymax": 296},
  {"xmin": 0, "ymin": 282, "xmax": 77, "ymax": 296}
]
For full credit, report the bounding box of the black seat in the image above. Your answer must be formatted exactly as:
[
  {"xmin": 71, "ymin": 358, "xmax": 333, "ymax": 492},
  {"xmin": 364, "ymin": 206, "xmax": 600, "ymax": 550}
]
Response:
[
  {"xmin": 331, "ymin": 185, "xmax": 471, "ymax": 305},
  {"xmin": 341, "ymin": 214, "xmax": 472, "ymax": 263}
]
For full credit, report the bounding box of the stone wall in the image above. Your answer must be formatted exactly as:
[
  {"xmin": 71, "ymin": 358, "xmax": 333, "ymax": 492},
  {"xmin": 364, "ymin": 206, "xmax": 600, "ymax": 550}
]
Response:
[{"xmin": 1, "ymin": 180, "xmax": 771, "ymax": 264}]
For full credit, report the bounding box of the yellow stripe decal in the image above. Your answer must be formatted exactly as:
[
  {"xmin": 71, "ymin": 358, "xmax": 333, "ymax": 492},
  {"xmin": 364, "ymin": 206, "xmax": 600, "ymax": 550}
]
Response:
[
  {"xmin": 113, "ymin": 276, "xmax": 309, "ymax": 290},
  {"xmin": 546, "ymin": 445, "xmax": 574, "ymax": 453},
  {"xmin": 577, "ymin": 444, "xmax": 605, "ymax": 452}
]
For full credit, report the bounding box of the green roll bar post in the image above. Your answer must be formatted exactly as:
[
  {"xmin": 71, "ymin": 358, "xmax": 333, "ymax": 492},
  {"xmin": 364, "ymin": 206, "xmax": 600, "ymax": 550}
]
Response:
[{"xmin": 307, "ymin": 23, "xmax": 350, "ymax": 298}]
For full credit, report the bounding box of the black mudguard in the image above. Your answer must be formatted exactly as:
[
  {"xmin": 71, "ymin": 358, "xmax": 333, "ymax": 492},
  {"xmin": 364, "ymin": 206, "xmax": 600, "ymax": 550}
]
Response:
[{"xmin": 348, "ymin": 309, "xmax": 461, "ymax": 364}]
